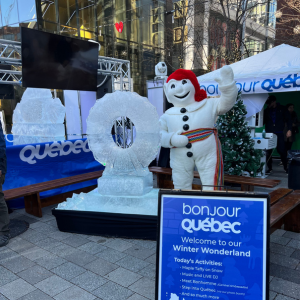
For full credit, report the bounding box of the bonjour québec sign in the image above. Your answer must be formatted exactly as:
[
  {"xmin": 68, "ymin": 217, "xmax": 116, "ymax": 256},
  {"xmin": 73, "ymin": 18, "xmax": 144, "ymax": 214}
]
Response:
[{"xmin": 156, "ymin": 191, "xmax": 269, "ymax": 300}]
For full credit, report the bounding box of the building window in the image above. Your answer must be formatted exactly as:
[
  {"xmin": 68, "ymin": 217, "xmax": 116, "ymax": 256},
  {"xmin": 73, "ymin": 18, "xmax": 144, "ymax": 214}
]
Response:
[{"xmin": 245, "ymin": 37, "xmax": 264, "ymax": 56}]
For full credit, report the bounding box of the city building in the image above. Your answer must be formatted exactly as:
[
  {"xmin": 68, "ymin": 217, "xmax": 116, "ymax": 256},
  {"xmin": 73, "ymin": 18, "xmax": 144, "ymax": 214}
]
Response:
[
  {"xmin": 166, "ymin": 0, "xmax": 277, "ymax": 72},
  {"xmin": 0, "ymin": 0, "xmax": 277, "ymax": 133}
]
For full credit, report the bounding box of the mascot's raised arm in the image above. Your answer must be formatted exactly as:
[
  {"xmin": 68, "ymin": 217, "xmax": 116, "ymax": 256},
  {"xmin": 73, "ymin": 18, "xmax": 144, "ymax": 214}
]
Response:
[{"xmin": 159, "ymin": 66, "xmax": 238, "ymax": 190}]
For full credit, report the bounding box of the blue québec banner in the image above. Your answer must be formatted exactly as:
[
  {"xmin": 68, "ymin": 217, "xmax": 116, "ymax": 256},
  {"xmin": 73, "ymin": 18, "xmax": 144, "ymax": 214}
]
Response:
[
  {"xmin": 157, "ymin": 194, "xmax": 268, "ymax": 300},
  {"xmin": 199, "ymin": 73, "xmax": 300, "ymax": 96},
  {"xmin": 4, "ymin": 139, "xmax": 104, "ymax": 208}
]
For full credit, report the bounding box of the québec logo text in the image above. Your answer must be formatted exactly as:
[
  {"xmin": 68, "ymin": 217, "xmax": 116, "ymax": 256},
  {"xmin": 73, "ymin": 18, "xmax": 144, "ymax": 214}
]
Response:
[
  {"xmin": 20, "ymin": 140, "xmax": 90, "ymax": 164},
  {"xmin": 181, "ymin": 218, "xmax": 241, "ymax": 234},
  {"xmin": 181, "ymin": 203, "xmax": 241, "ymax": 234}
]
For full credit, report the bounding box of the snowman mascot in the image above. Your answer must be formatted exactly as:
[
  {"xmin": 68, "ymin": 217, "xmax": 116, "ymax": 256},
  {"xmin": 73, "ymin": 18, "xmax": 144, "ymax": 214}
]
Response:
[{"xmin": 159, "ymin": 66, "xmax": 238, "ymax": 190}]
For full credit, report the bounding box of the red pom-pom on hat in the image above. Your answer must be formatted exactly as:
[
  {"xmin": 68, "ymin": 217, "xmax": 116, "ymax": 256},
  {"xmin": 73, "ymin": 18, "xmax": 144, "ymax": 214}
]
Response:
[{"xmin": 166, "ymin": 69, "xmax": 207, "ymax": 102}]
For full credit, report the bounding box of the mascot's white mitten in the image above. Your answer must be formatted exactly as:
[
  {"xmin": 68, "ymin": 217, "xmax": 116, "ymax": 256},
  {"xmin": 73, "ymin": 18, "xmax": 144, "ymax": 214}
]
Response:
[
  {"xmin": 171, "ymin": 130, "xmax": 189, "ymax": 148},
  {"xmin": 213, "ymin": 65, "xmax": 234, "ymax": 87}
]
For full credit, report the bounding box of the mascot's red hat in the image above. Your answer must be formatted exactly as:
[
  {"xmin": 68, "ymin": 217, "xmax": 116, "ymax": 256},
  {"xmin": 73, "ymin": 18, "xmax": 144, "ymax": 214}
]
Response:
[{"xmin": 166, "ymin": 69, "xmax": 207, "ymax": 102}]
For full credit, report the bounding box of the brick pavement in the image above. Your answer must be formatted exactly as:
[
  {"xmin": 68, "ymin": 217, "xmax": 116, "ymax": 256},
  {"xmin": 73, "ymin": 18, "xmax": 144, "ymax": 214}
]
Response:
[{"xmin": 0, "ymin": 205, "xmax": 300, "ymax": 300}]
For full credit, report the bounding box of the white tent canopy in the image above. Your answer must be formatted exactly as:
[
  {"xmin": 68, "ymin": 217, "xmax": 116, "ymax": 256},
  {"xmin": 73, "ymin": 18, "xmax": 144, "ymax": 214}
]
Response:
[
  {"xmin": 197, "ymin": 44, "xmax": 300, "ymax": 117},
  {"xmin": 198, "ymin": 44, "xmax": 300, "ymax": 83}
]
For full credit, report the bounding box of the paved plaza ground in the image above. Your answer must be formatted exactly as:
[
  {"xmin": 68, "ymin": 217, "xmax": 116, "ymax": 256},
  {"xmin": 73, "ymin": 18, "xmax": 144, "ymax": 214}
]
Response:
[
  {"xmin": 1, "ymin": 162, "xmax": 299, "ymax": 300},
  {"xmin": 0, "ymin": 206, "xmax": 299, "ymax": 300}
]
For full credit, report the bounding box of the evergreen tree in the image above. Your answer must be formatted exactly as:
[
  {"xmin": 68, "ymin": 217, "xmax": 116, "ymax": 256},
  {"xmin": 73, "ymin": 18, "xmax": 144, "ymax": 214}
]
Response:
[{"xmin": 216, "ymin": 93, "xmax": 264, "ymax": 177}]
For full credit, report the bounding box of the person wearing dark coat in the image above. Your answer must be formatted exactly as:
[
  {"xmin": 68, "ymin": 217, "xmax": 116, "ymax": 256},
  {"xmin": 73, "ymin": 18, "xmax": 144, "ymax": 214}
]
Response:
[
  {"xmin": 0, "ymin": 120, "xmax": 8, "ymax": 247},
  {"xmin": 264, "ymin": 95, "xmax": 292, "ymax": 173},
  {"xmin": 284, "ymin": 103, "xmax": 300, "ymax": 153}
]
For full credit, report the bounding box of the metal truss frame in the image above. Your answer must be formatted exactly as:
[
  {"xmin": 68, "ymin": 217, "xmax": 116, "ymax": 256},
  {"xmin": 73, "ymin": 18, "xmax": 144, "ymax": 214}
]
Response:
[
  {"xmin": 98, "ymin": 56, "xmax": 131, "ymax": 92},
  {"xmin": 114, "ymin": 116, "xmax": 134, "ymax": 149},
  {"xmin": 0, "ymin": 39, "xmax": 22, "ymax": 85},
  {"xmin": 0, "ymin": 39, "xmax": 131, "ymax": 92}
]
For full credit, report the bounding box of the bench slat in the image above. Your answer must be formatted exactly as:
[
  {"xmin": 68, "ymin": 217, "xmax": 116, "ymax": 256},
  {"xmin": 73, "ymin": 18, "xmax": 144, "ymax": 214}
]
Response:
[
  {"xmin": 270, "ymin": 192, "xmax": 300, "ymax": 226},
  {"xmin": 149, "ymin": 167, "xmax": 280, "ymax": 188},
  {"xmin": 269, "ymin": 188, "xmax": 293, "ymax": 206},
  {"xmin": 223, "ymin": 175, "xmax": 280, "ymax": 187},
  {"xmin": 4, "ymin": 170, "xmax": 103, "ymax": 200}
]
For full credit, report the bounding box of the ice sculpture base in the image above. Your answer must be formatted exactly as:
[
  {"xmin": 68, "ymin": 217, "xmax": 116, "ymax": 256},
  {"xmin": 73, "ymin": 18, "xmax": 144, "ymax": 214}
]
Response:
[
  {"xmin": 97, "ymin": 172, "xmax": 153, "ymax": 196},
  {"xmin": 13, "ymin": 135, "xmax": 65, "ymax": 146},
  {"xmin": 13, "ymin": 123, "xmax": 65, "ymax": 136},
  {"xmin": 57, "ymin": 188, "xmax": 159, "ymax": 215},
  {"xmin": 53, "ymin": 188, "xmax": 159, "ymax": 240}
]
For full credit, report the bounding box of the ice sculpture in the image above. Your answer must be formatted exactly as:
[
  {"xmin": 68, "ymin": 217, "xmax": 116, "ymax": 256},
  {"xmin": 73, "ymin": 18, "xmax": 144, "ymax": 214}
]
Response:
[
  {"xmin": 57, "ymin": 91, "xmax": 161, "ymax": 216},
  {"xmin": 12, "ymin": 88, "xmax": 66, "ymax": 145}
]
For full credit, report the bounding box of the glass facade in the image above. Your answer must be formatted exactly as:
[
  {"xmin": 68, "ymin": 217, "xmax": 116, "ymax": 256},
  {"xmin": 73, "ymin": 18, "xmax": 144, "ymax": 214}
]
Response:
[
  {"xmin": 248, "ymin": 0, "xmax": 277, "ymax": 28},
  {"xmin": 0, "ymin": 0, "xmax": 167, "ymax": 132},
  {"xmin": 268, "ymin": 0, "xmax": 277, "ymax": 29},
  {"xmin": 34, "ymin": 0, "xmax": 165, "ymax": 96},
  {"xmin": 0, "ymin": 0, "xmax": 166, "ymax": 96}
]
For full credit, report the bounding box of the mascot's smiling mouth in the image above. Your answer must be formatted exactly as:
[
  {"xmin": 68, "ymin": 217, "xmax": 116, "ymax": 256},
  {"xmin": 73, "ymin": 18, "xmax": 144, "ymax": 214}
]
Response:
[{"xmin": 174, "ymin": 91, "xmax": 190, "ymax": 99}]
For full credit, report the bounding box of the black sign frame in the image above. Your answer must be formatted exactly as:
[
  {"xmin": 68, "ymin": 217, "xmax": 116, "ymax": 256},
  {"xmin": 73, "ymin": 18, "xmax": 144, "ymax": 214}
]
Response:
[{"xmin": 155, "ymin": 189, "xmax": 270, "ymax": 300}]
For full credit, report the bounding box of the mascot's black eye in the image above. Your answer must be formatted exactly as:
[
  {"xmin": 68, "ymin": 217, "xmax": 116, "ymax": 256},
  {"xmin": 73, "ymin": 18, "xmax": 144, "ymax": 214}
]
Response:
[
  {"xmin": 162, "ymin": 63, "xmax": 165, "ymax": 67},
  {"xmin": 171, "ymin": 84, "xmax": 175, "ymax": 89},
  {"xmin": 182, "ymin": 80, "xmax": 187, "ymax": 85}
]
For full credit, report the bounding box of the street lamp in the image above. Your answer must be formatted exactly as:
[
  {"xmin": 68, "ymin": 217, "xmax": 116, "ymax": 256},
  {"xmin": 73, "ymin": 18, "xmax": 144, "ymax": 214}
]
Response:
[
  {"xmin": 294, "ymin": 25, "xmax": 300, "ymax": 34},
  {"xmin": 275, "ymin": 10, "xmax": 282, "ymax": 18}
]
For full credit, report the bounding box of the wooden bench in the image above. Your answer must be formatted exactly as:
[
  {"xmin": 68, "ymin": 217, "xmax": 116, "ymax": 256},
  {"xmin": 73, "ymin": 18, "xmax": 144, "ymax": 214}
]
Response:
[
  {"xmin": 4, "ymin": 170, "xmax": 104, "ymax": 218},
  {"xmin": 4, "ymin": 167, "xmax": 280, "ymax": 217},
  {"xmin": 149, "ymin": 166, "xmax": 281, "ymax": 191},
  {"xmin": 150, "ymin": 167, "xmax": 299, "ymax": 232},
  {"xmin": 269, "ymin": 188, "xmax": 293, "ymax": 206},
  {"xmin": 6, "ymin": 167, "xmax": 299, "ymax": 233},
  {"xmin": 270, "ymin": 189, "xmax": 300, "ymax": 233}
]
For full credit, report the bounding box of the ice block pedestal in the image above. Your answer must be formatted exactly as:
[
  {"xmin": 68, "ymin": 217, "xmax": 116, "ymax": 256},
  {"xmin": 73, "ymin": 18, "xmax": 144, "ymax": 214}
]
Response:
[
  {"xmin": 53, "ymin": 91, "xmax": 161, "ymax": 240},
  {"xmin": 98, "ymin": 171, "xmax": 153, "ymax": 196},
  {"xmin": 52, "ymin": 187, "xmax": 159, "ymax": 240}
]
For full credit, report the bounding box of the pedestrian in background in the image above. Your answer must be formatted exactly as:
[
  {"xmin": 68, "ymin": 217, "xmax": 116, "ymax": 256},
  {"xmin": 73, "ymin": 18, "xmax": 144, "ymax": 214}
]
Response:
[
  {"xmin": 284, "ymin": 103, "xmax": 299, "ymax": 153},
  {"xmin": 264, "ymin": 95, "xmax": 292, "ymax": 174},
  {"xmin": 0, "ymin": 120, "xmax": 8, "ymax": 247}
]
